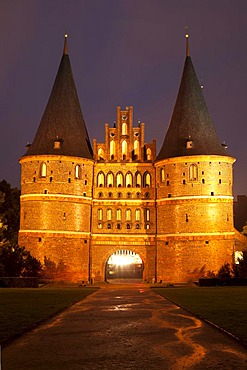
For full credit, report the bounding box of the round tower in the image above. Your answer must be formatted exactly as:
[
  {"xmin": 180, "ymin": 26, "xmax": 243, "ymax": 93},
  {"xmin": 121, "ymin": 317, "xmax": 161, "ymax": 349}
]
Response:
[
  {"xmin": 19, "ymin": 36, "xmax": 94, "ymax": 281},
  {"xmin": 155, "ymin": 34, "xmax": 236, "ymax": 282}
]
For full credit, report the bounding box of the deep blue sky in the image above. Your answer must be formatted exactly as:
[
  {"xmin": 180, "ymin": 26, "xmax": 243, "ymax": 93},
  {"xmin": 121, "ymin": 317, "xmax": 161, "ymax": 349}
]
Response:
[{"xmin": 0, "ymin": 0, "xmax": 246, "ymax": 197}]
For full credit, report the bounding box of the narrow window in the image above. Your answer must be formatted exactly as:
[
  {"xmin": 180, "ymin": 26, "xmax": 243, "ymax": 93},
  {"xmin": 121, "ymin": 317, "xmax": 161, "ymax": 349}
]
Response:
[
  {"xmin": 145, "ymin": 209, "xmax": 150, "ymax": 222},
  {"xmin": 107, "ymin": 223, "xmax": 112, "ymax": 229},
  {"xmin": 68, "ymin": 178, "xmax": 71, "ymax": 183},
  {"xmin": 110, "ymin": 141, "xmax": 116, "ymax": 159},
  {"xmin": 50, "ymin": 177, "xmax": 53, "ymax": 182},
  {"xmin": 98, "ymin": 148, "xmax": 104, "ymax": 160},
  {"xmin": 126, "ymin": 172, "xmax": 133, "ymax": 187},
  {"xmin": 126, "ymin": 209, "xmax": 131, "ymax": 221},
  {"xmin": 127, "ymin": 224, "xmax": 131, "ymax": 229},
  {"xmin": 167, "ymin": 180, "xmax": 170, "ymax": 186},
  {"xmin": 116, "ymin": 209, "xmax": 122, "ymax": 221},
  {"xmin": 40, "ymin": 162, "xmax": 47, "ymax": 177},
  {"xmin": 116, "ymin": 172, "xmax": 124, "ymax": 187},
  {"xmin": 135, "ymin": 209, "xmax": 141, "ymax": 221},
  {"xmin": 97, "ymin": 172, "xmax": 105, "ymax": 187},
  {"xmin": 116, "ymin": 223, "xmax": 121, "ymax": 229},
  {"xmin": 98, "ymin": 209, "xmax": 103, "ymax": 221},
  {"xmin": 186, "ymin": 214, "xmax": 189, "ymax": 222},
  {"xmin": 134, "ymin": 140, "xmax": 139, "ymax": 159},
  {"xmin": 183, "ymin": 179, "xmax": 186, "ymax": 185},
  {"xmin": 122, "ymin": 140, "xmax": 127, "ymax": 159},
  {"xmin": 107, "ymin": 209, "xmax": 112, "ymax": 221},
  {"xmin": 107, "ymin": 172, "xmax": 114, "ymax": 187},
  {"xmin": 144, "ymin": 171, "xmax": 151, "ymax": 187},
  {"xmin": 135, "ymin": 172, "xmax": 142, "ymax": 187},
  {"xmin": 75, "ymin": 164, "xmax": 81, "ymax": 179},
  {"xmin": 146, "ymin": 148, "xmax": 151, "ymax": 160},
  {"xmin": 160, "ymin": 168, "xmax": 165, "ymax": 182},
  {"xmin": 122, "ymin": 122, "xmax": 127, "ymax": 135},
  {"xmin": 189, "ymin": 164, "xmax": 198, "ymax": 181}
]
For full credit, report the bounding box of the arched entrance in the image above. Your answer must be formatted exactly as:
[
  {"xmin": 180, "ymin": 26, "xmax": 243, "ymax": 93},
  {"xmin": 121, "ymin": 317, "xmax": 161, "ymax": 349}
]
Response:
[{"xmin": 106, "ymin": 250, "xmax": 144, "ymax": 281}]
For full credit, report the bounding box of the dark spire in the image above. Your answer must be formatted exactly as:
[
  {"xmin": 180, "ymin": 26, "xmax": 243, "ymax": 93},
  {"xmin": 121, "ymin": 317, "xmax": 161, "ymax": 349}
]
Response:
[
  {"xmin": 23, "ymin": 34, "xmax": 93, "ymax": 159},
  {"xmin": 156, "ymin": 35, "xmax": 228, "ymax": 161}
]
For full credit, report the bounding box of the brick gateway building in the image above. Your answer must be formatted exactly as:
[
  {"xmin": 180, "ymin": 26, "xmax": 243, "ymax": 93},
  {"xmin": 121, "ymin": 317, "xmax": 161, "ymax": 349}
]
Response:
[{"xmin": 19, "ymin": 35, "xmax": 238, "ymax": 283}]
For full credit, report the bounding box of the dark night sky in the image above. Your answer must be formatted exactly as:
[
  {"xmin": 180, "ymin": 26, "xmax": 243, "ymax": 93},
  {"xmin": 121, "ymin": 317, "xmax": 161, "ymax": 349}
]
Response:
[{"xmin": 0, "ymin": 0, "xmax": 246, "ymax": 197}]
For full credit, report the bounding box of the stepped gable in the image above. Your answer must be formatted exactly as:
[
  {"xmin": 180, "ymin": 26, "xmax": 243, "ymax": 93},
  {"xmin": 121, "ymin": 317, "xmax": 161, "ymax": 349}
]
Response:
[
  {"xmin": 156, "ymin": 36, "xmax": 228, "ymax": 161},
  {"xmin": 24, "ymin": 35, "xmax": 93, "ymax": 159}
]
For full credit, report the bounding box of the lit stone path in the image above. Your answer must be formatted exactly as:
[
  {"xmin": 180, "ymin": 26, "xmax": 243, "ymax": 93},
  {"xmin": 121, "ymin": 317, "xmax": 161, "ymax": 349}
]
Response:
[{"xmin": 2, "ymin": 285, "xmax": 247, "ymax": 369}]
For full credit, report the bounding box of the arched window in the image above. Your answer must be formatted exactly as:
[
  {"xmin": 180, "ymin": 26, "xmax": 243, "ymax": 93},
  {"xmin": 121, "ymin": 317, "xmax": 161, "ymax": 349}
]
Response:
[
  {"xmin": 146, "ymin": 148, "xmax": 151, "ymax": 160},
  {"xmin": 122, "ymin": 122, "xmax": 127, "ymax": 135},
  {"xmin": 135, "ymin": 209, "xmax": 141, "ymax": 221},
  {"xmin": 122, "ymin": 140, "xmax": 127, "ymax": 159},
  {"xmin": 126, "ymin": 209, "xmax": 131, "ymax": 221},
  {"xmin": 110, "ymin": 141, "xmax": 116, "ymax": 159},
  {"xmin": 160, "ymin": 168, "xmax": 165, "ymax": 183},
  {"xmin": 116, "ymin": 172, "xmax": 124, "ymax": 187},
  {"xmin": 144, "ymin": 209, "xmax": 150, "ymax": 222},
  {"xmin": 98, "ymin": 209, "xmax": 103, "ymax": 221},
  {"xmin": 135, "ymin": 172, "xmax": 142, "ymax": 187},
  {"xmin": 98, "ymin": 192, "xmax": 103, "ymax": 198},
  {"xmin": 143, "ymin": 171, "xmax": 151, "ymax": 187},
  {"xmin": 107, "ymin": 209, "xmax": 112, "ymax": 221},
  {"xmin": 117, "ymin": 192, "xmax": 122, "ymax": 198},
  {"xmin": 40, "ymin": 162, "xmax": 47, "ymax": 177},
  {"xmin": 116, "ymin": 209, "xmax": 122, "ymax": 221},
  {"xmin": 97, "ymin": 172, "xmax": 105, "ymax": 187},
  {"xmin": 189, "ymin": 164, "xmax": 198, "ymax": 181},
  {"xmin": 107, "ymin": 172, "xmax": 114, "ymax": 187},
  {"xmin": 134, "ymin": 140, "xmax": 139, "ymax": 159},
  {"xmin": 98, "ymin": 148, "xmax": 104, "ymax": 160},
  {"xmin": 126, "ymin": 172, "xmax": 133, "ymax": 187},
  {"xmin": 127, "ymin": 192, "xmax": 131, "ymax": 198},
  {"xmin": 75, "ymin": 164, "xmax": 81, "ymax": 179}
]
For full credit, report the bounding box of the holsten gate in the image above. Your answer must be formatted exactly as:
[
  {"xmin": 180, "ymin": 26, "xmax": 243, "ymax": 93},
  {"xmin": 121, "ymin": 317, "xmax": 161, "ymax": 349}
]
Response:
[{"xmin": 18, "ymin": 35, "xmax": 244, "ymax": 283}]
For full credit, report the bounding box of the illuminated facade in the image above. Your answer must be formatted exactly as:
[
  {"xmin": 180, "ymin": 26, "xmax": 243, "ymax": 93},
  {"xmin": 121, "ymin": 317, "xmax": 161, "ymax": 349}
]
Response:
[{"xmin": 19, "ymin": 36, "xmax": 239, "ymax": 283}]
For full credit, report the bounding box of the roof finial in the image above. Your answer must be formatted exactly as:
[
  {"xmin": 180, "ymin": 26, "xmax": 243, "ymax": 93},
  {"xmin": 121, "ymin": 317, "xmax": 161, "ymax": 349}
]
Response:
[
  {"xmin": 63, "ymin": 32, "xmax": 68, "ymax": 55},
  {"xmin": 185, "ymin": 26, "xmax": 190, "ymax": 57}
]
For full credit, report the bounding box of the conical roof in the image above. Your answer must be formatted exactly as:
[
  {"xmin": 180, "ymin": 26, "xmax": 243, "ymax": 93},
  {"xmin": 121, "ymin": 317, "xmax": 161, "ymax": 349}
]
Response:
[
  {"xmin": 156, "ymin": 38, "xmax": 228, "ymax": 161},
  {"xmin": 23, "ymin": 36, "xmax": 93, "ymax": 159}
]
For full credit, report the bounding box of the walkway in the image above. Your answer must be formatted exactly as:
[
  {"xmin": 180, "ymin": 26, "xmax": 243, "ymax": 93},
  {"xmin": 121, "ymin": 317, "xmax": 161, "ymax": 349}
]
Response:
[{"xmin": 2, "ymin": 285, "xmax": 247, "ymax": 369}]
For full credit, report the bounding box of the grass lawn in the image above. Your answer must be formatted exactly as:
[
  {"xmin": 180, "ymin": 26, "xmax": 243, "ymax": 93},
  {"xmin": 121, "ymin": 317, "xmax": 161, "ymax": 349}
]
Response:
[
  {"xmin": 154, "ymin": 286, "xmax": 247, "ymax": 344},
  {"xmin": 0, "ymin": 287, "xmax": 98, "ymax": 345}
]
